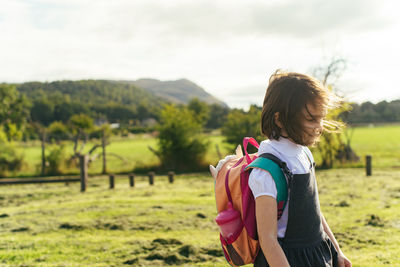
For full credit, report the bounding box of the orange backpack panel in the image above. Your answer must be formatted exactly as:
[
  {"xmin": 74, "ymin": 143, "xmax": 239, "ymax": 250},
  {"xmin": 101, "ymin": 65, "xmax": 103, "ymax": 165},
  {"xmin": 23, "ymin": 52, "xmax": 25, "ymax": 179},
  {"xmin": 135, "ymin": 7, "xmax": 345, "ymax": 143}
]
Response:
[{"xmin": 213, "ymin": 138, "xmax": 260, "ymax": 266}]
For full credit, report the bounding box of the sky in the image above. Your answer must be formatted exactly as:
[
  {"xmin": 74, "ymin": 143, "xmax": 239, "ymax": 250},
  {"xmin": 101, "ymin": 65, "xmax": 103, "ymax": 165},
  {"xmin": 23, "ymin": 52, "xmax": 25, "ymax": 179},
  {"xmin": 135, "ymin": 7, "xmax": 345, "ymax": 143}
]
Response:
[{"xmin": 1, "ymin": 0, "xmax": 399, "ymax": 109}]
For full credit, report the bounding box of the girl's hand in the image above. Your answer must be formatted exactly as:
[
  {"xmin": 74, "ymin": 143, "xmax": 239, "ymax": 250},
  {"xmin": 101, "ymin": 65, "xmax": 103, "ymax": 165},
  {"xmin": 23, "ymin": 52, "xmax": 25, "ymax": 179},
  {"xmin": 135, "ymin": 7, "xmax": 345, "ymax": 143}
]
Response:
[{"xmin": 338, "ymin": 252, "xmax": 352, "ymax": 267}]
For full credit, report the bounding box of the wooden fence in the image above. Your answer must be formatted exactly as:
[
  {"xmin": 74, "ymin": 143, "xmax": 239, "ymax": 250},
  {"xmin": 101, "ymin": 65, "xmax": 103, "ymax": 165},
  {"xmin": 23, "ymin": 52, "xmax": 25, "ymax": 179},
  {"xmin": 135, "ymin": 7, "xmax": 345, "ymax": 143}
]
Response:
[
  {"xmin": 0, "ymin": 153, "xmax": 175, "ymax": 192},
  {"xmin": 0, "ymin": 172, "xmax": 175, "ymax": 192},
  {"xmin": 1, "ymin": 154, "xmax": 373, "ymax": 190}
]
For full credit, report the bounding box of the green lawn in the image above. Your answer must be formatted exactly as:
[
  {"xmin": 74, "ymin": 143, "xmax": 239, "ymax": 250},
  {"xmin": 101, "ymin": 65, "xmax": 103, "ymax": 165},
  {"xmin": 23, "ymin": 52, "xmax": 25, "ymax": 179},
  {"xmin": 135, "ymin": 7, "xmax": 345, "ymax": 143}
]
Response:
[
  {"xmin": 0, "ymin": 169, "xmax": 399, "ymax": 266},
  {"xmin": 16, "ymin": 135, "xmax": 160, "ymax": 176},
  {"xmin": 345, "ymin": 125, "xmax": 400, "ymax": 168},
  {"xmin": 14, "ymin": 134, "xmax": 233, "ymax": 177}
]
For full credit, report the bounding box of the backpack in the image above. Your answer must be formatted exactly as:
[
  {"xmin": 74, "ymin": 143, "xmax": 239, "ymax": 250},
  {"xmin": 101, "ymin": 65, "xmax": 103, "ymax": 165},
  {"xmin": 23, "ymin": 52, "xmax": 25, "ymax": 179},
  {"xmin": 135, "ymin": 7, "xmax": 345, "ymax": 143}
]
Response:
[{"xmin": 211, "ymin": 137, "xmax": 292, "ymax": 266}]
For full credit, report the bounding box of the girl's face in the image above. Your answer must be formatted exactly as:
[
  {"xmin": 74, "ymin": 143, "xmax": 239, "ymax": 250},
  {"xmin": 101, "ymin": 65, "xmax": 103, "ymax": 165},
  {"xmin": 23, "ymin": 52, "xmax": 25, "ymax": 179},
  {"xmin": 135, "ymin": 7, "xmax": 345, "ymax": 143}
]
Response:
[{"xmin": 301, "ymin": 103, "xmax": 327, "ymax": 146}]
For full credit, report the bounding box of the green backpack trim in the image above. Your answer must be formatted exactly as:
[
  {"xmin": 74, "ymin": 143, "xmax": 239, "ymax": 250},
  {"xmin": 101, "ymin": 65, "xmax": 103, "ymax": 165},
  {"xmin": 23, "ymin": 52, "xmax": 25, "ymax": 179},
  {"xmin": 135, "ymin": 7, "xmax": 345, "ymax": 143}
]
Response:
[{"xmin": 245, "ymin": 157, "xmax": 288, "ymax": 211}]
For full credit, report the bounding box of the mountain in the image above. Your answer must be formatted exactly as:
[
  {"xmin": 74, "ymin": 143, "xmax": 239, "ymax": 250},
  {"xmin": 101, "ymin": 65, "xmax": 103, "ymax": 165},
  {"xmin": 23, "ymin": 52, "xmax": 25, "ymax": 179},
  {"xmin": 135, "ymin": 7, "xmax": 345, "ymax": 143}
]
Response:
[
  {"xmin": 14, "ymin": 79, "xmax": 228, "ymax": 125},
  {"xmin": 17, "ymin": 80, "xmax": 161, "ymax": 106},
  {"xmin": 16, "ymin": 78, "xmax": 227, "ymax": 107},
  {"xmin": 123, "ymin": 78, "xmax": 227, "ymax": 107},
  {"xmin": 15, "ymin": 80, "xmax": 165, "ymax": 124}
]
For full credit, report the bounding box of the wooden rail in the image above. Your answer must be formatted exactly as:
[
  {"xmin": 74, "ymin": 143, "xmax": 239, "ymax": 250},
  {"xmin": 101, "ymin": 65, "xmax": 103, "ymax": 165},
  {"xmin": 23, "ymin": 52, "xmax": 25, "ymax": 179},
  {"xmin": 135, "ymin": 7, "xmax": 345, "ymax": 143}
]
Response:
[
  {"xmin": 0, "ymin": 172, "xmax": 175, "ymax": 189},
  {"xmin": 0, "ymin": 177, "xmax": 80, "ymax": 185}
]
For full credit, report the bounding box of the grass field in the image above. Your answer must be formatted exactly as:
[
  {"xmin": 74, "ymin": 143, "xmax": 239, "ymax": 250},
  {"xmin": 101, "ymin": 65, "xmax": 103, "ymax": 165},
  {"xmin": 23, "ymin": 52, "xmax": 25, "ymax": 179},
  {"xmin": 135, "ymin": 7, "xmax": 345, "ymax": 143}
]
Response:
[
  {"xmin": 11, "ymin": 124, "xmax": 400, "ymax": 178},
  {"xmin": 0, "ymin": 168, "xmax": 400, "ymax": 266},
  {"xmin": 311, "ymin": 124, "xmax": 400, "ymax": 169},
  {"xmin": 14, "ymin": 134, "xmax": 233, "ymax": 177},
  {"xmin": 343, "ymin": 125, "xmax": 400, "ymax": 168}
]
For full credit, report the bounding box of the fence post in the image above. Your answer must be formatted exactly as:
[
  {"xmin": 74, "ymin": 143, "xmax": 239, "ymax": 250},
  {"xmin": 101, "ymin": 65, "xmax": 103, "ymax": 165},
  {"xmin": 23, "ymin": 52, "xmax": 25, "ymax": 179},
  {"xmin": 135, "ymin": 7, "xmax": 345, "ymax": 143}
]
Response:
[
  {"xmin": 168, "ymin": 171, "xmax": 174, "ymax": 184},
  {"xmin": 366, "ymin": 155, "xmax": 372, "ymax": 176},
  {"xmin": 109, "ymin": 174, "xmax": 115, "ymax": 189},
  {"xmin": 129, "ymin": 174, "xmax": 135, "ymax": 187},
  {"xmin": 79, "ymin": 154, "xmax": 88, "ymax": 192},
  {"xmin": 148, "ymin": 172, "xmax": 155, "ymax": 185}
]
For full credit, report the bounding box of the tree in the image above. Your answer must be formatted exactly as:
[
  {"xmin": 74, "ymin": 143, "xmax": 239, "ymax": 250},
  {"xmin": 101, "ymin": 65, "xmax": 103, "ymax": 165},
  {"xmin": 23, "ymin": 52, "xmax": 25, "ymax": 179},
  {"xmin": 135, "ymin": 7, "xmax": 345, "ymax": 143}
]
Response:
[
  {"xmin": 45, "ymin": 144, "xmax": 68, "ymax": 175},
  {"xmin": 30, "ymin": 99, "xmax": 54, "ymax": 126},
  {"xmin": 221, "ymin": 105, "xmax": 263, "ymax": 149},
  {"xmin": 187, "ymin": 98, "xmax": 210, "ymax": 126},
  {"xmin": 68, "ymin": 114, "xmax": 114, "ymax": 174},
  {"xmin": 151, "ymin": 104, "xmax": 209, "ymax": 172},
  {"xmin": 100, "ymin": 125, "xmax": 112, "ymax": 174},
  {"xmin": 315, "ymin": 91, "xmax": 350, "ymax": 168},
  {"xmin": 48, "ymin": 121, "xmax": 70, "ymax": 143},
  {"xmin": 69, "ymin": 114, "xmax": 94, "ymax": 157},
  {"xmin": 105, "ymin": 104, "xmax": 137, "ymax": 123},
  {"xmin": 0, "ymin": 84, "xmax": 28, "ymax": 176},
  {"xmin": 89, "ymin": 124, "xmax": 112, "ymax": 174},
  {"xmin": 30, "ymin": 122, "xmax": 48, "ymax": 175},
  {"xmin": 4, "ymin": 123, "xmax": 23, "ymax": 141},
  {"xmin": 0, "ymin": 84, "xmax": 30, "ymax": 138},
  {"xmin": 54, "ymin": 102, "xmax": 90, "ymax": 123},
  {"xmin": 206, "ymin": 103, "xmax": 230, "ymax": 129},
  {"xmin": 18, "ymin": 80, "xmax": 163, "ymax": 125},
  {"xmin": 0, "ymin": 127, "xmax": 23, "ymax": 177},
  {"xmin": 312, "ymin": 58, "xmax": 356, "ymax": 168},
  {"xmin": 341, "ymin": 100, "xmax": 400, "ymax": 124},
  {"xmin": 313, "ymin": 58, "xmax": 346, "ymax": 91}
]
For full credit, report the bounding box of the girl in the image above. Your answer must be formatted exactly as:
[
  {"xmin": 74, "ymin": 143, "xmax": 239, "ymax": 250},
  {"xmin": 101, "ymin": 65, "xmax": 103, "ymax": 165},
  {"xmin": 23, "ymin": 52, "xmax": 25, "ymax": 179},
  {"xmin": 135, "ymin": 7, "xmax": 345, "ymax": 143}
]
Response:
[{"xmin": 249, "ymin": 71, "xmax": 352, "ymax": 267}]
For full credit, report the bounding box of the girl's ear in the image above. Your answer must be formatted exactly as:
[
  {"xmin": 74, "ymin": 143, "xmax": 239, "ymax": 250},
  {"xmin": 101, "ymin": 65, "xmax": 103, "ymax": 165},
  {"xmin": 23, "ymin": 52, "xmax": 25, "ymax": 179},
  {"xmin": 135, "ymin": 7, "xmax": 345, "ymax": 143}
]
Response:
[{"xmin": 274, "ymin": 112, "xmax": 283, "ymax": 129}]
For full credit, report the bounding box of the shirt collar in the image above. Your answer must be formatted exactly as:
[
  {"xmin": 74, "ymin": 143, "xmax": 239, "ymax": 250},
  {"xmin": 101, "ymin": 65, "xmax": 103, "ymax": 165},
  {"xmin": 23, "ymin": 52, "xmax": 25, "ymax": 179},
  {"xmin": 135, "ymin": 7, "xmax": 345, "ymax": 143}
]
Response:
[{"xmin": 262, "ymin": 137, "xmax": 303, "ymax": 157}]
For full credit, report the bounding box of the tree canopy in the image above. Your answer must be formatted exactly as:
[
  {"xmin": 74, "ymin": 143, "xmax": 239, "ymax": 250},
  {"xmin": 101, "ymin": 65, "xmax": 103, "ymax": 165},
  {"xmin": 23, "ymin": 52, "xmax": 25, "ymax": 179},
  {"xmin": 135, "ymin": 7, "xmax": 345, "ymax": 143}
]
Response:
[{"xmin": 154, "ymin": 104, "xmax": 209, "ymax": 172}]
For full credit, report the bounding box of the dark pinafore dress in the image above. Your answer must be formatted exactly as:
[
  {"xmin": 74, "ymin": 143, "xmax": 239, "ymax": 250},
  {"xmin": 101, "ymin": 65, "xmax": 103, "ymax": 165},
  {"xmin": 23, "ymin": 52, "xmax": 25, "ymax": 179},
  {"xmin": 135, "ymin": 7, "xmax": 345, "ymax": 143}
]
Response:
[{"xmin": 254, "ymin": 158, "xmax": 338, "ymax": 267}]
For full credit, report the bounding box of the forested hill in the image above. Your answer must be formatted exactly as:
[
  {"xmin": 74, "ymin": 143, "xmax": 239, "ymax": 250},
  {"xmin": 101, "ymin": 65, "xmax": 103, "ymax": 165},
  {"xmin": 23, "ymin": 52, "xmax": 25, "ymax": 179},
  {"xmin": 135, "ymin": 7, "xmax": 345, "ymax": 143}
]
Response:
[
  {"xmin": 17, "ymin": 79, "xmax": 226, "ymax": 107},
  {"xmin": 17, "ymin": 80, "xmax": 165, "ymax": 106},
  {"xmin": 124, "ymin": 78, "xmax": 227, "ymax": 107},
  {"xmin": 14, "ymin": 79, "xmax": 228, "ymax": 126},
  {"xmin": 15, "ymin": 80, "xmax": 164, "ymax": 125}
]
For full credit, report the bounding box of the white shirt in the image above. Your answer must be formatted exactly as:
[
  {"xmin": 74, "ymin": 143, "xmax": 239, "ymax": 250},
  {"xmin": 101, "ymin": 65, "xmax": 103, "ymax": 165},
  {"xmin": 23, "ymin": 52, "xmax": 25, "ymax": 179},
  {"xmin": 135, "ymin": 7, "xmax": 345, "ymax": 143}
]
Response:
[{"xmin": 248, "ymin": 138, "xmax": 314, "ymax": 238}]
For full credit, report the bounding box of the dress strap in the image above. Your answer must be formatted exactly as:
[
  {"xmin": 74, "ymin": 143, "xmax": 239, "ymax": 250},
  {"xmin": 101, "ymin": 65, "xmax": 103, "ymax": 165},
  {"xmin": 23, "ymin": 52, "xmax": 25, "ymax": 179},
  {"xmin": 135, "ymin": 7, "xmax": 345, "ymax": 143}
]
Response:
[{"xmin": 302, "ymin": 147, "xmax": 315, "ymax": 170}]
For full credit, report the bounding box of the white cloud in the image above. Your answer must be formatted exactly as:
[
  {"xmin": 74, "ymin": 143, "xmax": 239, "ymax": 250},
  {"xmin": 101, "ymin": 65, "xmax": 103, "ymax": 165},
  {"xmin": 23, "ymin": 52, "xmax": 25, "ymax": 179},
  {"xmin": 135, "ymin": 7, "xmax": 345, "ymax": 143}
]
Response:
[
  {"xmin": 0, "ymin": 0, "xmax": 399, "ymax": 107},
  {"xmin": 54, "ymin": 0, "xmax": 388, "ymax": 41}
]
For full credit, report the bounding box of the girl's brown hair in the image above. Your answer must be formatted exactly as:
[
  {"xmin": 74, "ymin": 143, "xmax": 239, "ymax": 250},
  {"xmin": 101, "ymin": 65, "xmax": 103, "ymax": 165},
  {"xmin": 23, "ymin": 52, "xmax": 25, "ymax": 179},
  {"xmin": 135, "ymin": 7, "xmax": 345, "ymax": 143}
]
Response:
[{"xmin": 261, "ymin": 70, "xmax": 341, "ymax": 145}]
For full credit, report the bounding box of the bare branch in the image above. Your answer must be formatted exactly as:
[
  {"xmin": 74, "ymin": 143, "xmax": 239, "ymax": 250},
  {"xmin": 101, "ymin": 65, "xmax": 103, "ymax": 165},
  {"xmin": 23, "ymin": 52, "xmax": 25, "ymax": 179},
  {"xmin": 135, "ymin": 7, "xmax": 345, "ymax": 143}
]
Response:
[
  {"xmin": 313, "ymin": 58, "xmax": 347, "ymax": 93},
  {"xmin": 73, "ymin": 133, "xmax": 79, "ymax": 156},
  {"xmin": 107, "ymin": 153, "xmax": 127, "ymax": 163},
  {"xmin": 148, "ymin": 146, "xmax": 161, "ymax": 159},
  {"xmin": 88, "ymin": 144, "xmax": 102, "ymax": 155},
  {"xmin": 322, "ymin": 58, "xmax": 346, "ymax": 86}
]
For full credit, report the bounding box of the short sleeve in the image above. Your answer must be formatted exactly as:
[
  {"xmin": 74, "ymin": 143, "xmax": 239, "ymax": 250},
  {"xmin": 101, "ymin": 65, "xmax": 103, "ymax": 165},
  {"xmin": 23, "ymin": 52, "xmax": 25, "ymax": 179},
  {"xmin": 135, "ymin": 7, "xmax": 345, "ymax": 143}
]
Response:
[{"xmin": 248, "ymin": 169, "xmax": 277, "ymax": 199}]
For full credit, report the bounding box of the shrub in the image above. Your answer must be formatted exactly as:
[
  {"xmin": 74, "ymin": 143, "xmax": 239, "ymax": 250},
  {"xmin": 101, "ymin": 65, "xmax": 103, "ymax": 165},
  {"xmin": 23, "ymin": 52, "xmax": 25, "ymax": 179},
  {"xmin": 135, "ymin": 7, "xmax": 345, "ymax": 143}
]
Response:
[
  {"xmin": 154, "ymin": 104, "xmax": 209, "ymax": 172},
  {"xmin": 46, "ymin": 145, "xmax": 68, "ymax": 175},
  {"xmin": 221, "ymin": 105, "xmax": 263, "ymax": 151},
  {"xmin": 48, "ymin": 121, "xmax": 70, "ymax": 142},
  {"xmin": 0, "ymin": 127, "xmax": 24, "ymax": 176}
]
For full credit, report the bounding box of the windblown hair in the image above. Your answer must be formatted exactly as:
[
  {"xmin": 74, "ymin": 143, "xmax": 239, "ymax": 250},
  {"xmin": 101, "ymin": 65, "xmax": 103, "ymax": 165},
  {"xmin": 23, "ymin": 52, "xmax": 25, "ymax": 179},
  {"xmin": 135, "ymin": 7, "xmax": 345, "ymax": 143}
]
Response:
[{"xmin": 261, "ymin": 70, "xmax": 342, "ymax": 145}]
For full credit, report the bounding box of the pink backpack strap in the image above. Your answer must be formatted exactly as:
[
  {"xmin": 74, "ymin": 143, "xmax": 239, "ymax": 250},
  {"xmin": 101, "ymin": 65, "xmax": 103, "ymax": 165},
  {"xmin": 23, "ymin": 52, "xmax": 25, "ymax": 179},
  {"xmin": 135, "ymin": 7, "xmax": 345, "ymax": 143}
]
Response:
[
  {"xmin": 225, "ymin": 137, "xmax": 259, "ymax": 204},
  {"xmin": 225, "ymin": 157, "xmax": 244, "ymax": 203},
  {"xmin": 243, "ymin": 137, "xmax": 259, "ymax": 163}
]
